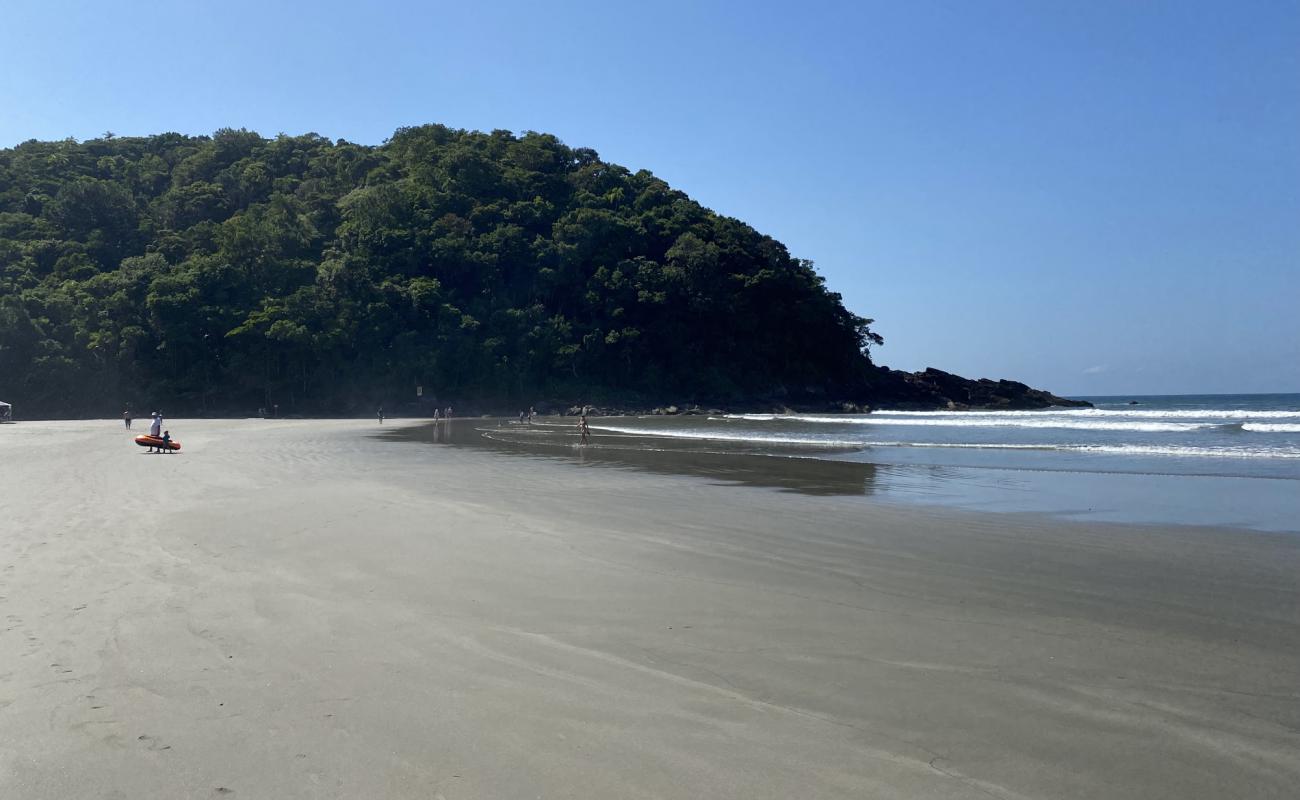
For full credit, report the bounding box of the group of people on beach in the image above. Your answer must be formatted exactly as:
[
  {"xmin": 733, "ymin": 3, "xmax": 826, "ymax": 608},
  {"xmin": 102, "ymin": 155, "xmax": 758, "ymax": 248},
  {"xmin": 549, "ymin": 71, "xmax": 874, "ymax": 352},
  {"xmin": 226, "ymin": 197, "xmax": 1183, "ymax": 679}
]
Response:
[
  {"xmin": 376, "ymin": 407, "xmax": 453, "ymax": 424},
  {"xmin": 514, "ymin": 407, "xmax": 590, "ymax": 443}
]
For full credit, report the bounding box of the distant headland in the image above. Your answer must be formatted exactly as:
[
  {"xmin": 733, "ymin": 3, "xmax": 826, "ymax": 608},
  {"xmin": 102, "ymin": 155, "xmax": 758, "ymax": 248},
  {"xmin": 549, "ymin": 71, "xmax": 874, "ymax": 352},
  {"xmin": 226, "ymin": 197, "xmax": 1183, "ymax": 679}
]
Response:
[{"xmin": 0, "ymin": 127, "xmax": 1086, "ymax": 416}]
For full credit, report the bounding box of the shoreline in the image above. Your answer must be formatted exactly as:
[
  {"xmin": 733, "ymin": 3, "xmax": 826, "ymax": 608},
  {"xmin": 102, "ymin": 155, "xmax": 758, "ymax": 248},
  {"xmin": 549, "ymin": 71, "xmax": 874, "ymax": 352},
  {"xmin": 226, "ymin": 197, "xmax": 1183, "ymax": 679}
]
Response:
[
  {"xmin": 2, "ymin": 419, "xmax": 1298, "ymax": 798},
  {"xmin": 0, "ymin": 376, "xmax": 1101, "ymax": 424},
  {"xmin": 393, "ymin": 416, "xmax": 1300, "ymax": 534}
]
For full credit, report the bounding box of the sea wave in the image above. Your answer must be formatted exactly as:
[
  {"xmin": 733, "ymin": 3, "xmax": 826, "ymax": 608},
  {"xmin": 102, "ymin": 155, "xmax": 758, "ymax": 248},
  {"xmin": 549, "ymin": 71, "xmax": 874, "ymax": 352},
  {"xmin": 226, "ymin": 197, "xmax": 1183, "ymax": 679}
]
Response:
[
  {"xmin": 874, "ymin": 441, "xmax": 1300, "ymax": 460},
  {"xmin": 861, "ymin": 441, "xmax": 1300, "ymax": 459},
  {"xmin": 587, "ymin": 424, "xmax": 863, "ymax": 448},
  {"xmin": 854, "ymin": 409, "xmax": 1300, "ymax": 419},
  {"xmin": 1067, "ymin": 444, "xmax": 1300, "ymax": 459},
  {"xmin": 721, "ymin": 414, "xmax": 1211, "ymax": 433},
  {"xmin": 589, "ymin": 425, "xmax": 1300, "ymax": 459},
  {"xmin": 1240, "ymin": 423, "xmax": 1300, "ymax": 433}
]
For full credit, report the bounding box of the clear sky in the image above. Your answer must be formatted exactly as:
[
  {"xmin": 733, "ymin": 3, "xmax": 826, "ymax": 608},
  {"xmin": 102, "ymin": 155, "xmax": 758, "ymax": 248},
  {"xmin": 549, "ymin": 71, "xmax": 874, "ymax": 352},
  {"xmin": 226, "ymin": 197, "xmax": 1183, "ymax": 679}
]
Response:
[{"xmin": 2, "ymin": 0, "xmax": 1296, "ymax": 395}]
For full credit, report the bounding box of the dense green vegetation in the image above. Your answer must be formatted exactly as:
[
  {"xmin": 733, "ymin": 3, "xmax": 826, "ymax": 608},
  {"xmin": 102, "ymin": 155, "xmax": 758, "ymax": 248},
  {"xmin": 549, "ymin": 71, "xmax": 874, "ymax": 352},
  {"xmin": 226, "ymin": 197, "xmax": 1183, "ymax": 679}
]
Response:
[{"xmin": 0, "ymin": 127, "xmax": 883, "ymax": 415}]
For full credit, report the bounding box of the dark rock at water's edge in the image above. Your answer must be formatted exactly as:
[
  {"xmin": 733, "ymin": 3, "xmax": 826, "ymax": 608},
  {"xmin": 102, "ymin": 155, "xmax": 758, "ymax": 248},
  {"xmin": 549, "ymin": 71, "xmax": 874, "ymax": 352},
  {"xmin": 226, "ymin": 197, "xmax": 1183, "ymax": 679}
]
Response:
[{"xmin": 865, "ymin": 367, "xmax": 1091, "ymax": 411}]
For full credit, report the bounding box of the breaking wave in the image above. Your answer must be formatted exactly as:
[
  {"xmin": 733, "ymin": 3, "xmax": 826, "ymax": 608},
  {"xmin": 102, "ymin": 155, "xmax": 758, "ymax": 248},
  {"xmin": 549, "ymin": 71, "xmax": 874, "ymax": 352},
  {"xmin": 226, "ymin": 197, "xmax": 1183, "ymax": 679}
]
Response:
[
  {"xmin": 587, "ymin": 424, "xmax": 862, "ymax": 448},
  {"xmin": 589, "ymin": 424, "xmax": 1300, "ymax": 460},
  {"xmin": 1240, "ymin": 423, "xmax": 1300, "ymax": 433},
  {"xmin": 724, "ymin": 411, "xmax": 1300, "ymax": 432},
  {"xmin": 721, "ymin": 414, "xmax": 1209, "ymax": 433}
]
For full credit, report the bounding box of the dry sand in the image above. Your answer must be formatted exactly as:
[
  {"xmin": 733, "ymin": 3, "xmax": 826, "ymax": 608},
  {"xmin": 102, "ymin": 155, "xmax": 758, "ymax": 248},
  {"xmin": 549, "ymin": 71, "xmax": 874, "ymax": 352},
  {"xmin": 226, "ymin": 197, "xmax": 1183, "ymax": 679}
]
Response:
[{"xmin": 1, "ymin": 419, "xmax": 1297, "ymax": 799}]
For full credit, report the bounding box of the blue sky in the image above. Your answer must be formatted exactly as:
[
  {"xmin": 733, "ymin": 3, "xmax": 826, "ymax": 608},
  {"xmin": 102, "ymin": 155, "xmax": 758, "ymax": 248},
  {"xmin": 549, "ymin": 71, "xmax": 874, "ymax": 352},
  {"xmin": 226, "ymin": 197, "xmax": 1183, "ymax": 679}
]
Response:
[{"xmin": 2, "ymin": 0, "xmax": 1296, "ymax": 395}]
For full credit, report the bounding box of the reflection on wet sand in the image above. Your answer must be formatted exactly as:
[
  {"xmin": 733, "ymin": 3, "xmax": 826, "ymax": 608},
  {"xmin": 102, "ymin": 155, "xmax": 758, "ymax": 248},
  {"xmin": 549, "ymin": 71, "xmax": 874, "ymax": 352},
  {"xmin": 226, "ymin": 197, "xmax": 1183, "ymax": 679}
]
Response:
[{"xmin": 385, "ymin": 419, "xmax": 878, "ymax": 496}]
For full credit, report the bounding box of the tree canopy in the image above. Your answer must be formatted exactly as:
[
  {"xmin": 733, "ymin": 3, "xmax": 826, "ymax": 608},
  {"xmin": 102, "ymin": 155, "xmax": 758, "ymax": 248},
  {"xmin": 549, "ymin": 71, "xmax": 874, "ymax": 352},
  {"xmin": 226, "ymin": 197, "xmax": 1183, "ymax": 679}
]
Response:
[{"xmin": 0, "ymin": 126, "xmax": 883, "ymax": 415}]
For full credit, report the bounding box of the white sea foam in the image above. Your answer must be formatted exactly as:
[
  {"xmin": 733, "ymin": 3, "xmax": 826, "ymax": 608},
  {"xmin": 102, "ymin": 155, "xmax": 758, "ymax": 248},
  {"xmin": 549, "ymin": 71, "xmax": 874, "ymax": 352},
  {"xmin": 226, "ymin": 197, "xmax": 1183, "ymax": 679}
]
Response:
[
  {"xmin": 856, "ymin": 409, "xmax": 1300, "ymax": 419},
  {"xmin": 877, "ymin": 441, "xmax": 1300, "ymax": 459},
  {"xmin": 728, "ymin": 409, "xmax": 1300, "ymax": 432},
  {"xmin": 1066, "ymin": 444, "xmax": 1300, "ymax": 460},
  {"xmin": 1241, "ymin": 423, "xmax": 1300, "ymax": 433},
  {"xmin": 587, "ymin": 425, "xmax": 862, "ymax": 448},
  {"xmin": 724, "ymin": 414, "xmax": 1210, "ymax": 433},
  {"xmin": 848, "ymin": 441, "xmax": 1300, "ymax": 459},
  {"xmin": 590, "ymin": 425, "xmax": 1300, "ymax": 460}
]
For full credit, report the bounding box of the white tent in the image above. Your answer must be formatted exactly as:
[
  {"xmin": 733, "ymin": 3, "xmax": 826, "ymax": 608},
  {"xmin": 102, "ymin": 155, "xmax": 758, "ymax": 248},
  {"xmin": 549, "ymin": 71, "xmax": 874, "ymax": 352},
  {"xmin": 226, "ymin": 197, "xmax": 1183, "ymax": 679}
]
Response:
[{"xmin": 0, "ymin": 401, "xmax": 11, "ymax": 423}]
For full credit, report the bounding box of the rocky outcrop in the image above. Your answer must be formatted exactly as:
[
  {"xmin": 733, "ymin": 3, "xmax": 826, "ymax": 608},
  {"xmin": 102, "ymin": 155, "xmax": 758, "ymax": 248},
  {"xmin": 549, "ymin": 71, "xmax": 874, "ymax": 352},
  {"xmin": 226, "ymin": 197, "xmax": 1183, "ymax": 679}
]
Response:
[{"xmin": 866, "ymin": 367, "xmax": 1090, "ymax": 410}]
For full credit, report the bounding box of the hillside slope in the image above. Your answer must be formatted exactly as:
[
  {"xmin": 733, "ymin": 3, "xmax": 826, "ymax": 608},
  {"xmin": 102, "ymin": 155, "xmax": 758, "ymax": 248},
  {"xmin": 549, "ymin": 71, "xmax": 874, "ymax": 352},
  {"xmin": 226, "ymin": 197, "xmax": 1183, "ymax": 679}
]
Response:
[{"xmin": 0, "ymin": 126, "xmax": 1082, "ymax": 415}]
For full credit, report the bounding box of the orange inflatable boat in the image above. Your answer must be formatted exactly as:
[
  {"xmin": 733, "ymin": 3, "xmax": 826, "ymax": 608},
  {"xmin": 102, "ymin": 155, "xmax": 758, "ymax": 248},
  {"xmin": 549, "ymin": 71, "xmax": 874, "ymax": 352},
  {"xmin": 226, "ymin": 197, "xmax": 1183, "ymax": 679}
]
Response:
[{"xmin": 134, "ymin": 434, "xmax": 181, "ymax": 451}]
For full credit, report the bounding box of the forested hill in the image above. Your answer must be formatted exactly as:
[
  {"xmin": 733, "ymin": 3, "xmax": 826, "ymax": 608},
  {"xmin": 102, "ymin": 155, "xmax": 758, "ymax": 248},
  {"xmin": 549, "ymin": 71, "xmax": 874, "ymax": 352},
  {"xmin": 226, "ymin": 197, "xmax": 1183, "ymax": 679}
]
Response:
[{"xmin": 0, "ymin": 126, "xmax": 890, "ymax": 415}]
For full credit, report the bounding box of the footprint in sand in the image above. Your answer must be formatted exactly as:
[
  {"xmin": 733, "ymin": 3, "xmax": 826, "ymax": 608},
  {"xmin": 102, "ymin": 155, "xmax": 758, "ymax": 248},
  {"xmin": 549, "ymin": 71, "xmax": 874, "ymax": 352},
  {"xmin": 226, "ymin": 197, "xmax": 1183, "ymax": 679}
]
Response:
[{"xmin": 137, "ymin": 734, "xmax": 172, "ymax": 752}]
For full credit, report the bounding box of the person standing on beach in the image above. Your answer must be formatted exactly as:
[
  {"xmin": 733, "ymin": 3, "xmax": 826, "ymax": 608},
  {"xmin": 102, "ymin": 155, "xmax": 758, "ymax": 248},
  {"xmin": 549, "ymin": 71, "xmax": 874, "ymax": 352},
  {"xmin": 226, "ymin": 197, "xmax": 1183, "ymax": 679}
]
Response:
[
  {"xmin": 377, "ymin": 407, "xmax": 385, "ymax": 425},
  {"xmin": 578, "ymin": 414, "xmax": 590, "ymax": 444},
  {"xmin": 123, "ymin": 410, "xmax": 132, "ymax": 429},
  {"xmin": 143, "ymin": 411, "xmax": 162, "ymax": 451},
  {"xmin": 445, "ymin": 406, "xmax": 453, "ymax": 420}
]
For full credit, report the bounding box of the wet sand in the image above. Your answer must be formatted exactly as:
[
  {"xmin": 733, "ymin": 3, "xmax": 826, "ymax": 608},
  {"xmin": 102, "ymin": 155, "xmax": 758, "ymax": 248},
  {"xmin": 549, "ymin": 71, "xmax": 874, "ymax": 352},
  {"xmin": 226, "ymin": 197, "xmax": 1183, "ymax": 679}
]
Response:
[{"xmin": 1, "ymin": 419, "xmax": 1297, "ymax": 799}]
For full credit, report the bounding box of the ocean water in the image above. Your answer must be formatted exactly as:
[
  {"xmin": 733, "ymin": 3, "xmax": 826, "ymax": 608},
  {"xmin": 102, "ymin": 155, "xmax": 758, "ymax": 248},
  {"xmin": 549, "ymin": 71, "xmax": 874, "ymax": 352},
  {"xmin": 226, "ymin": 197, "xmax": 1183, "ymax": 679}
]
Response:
[
  {"xmin": 648, "ymin": 393, "xmax": 1300, "ymax": 481},
  {"xmin": 399, "ymin": 394, "xmax": 1300, "ymax": 532}
]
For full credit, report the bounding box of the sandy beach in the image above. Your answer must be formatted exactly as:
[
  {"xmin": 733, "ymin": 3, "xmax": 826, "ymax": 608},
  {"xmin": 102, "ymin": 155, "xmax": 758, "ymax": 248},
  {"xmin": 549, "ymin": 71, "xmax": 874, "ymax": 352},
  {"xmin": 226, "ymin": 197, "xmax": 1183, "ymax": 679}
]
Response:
[{"xmin": 1, "ymin": 419, "xmax": 1298, "ymax": 799}]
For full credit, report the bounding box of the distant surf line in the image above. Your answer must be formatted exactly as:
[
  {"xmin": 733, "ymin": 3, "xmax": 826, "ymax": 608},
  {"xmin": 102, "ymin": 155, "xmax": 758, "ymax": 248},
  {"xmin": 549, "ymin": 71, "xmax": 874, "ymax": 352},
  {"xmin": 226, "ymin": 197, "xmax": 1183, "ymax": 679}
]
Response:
[
  {"xmin": 729, "ymin": 416, "xmax": 1208, "ymax": 433},
  {"xmin": 588, "ymin": 424, "xmax": 1300, "ymax": 460},
  {"xmin": 726, "ymin": 409, "xmax": 1300, "ymax": 421}
]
